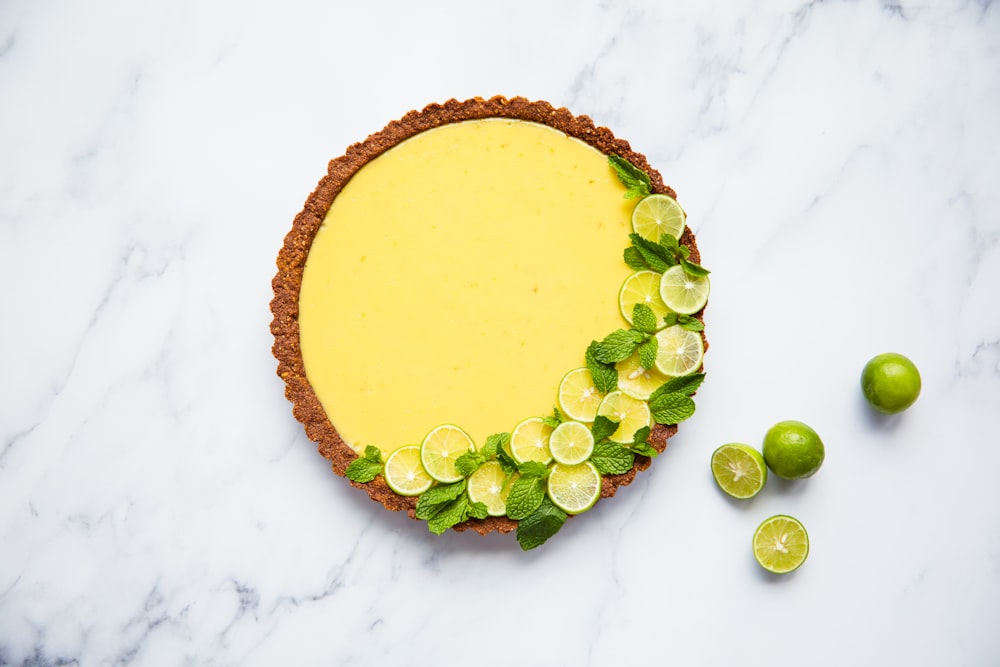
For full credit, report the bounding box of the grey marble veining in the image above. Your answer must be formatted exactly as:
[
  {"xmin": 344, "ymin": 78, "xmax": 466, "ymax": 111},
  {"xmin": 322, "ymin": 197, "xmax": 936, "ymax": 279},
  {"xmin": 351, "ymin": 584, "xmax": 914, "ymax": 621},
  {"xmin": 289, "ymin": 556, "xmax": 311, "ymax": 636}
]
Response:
[{"xmin": 1, "ymin": 0, "xmax": 999, "ymax": 664}]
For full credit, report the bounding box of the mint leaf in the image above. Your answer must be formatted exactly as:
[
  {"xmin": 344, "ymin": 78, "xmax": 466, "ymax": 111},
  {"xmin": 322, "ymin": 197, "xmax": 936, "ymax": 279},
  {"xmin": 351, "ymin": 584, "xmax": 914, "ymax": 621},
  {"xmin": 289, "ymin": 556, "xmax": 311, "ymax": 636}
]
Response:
[
  {"xmin": 653, "ymin": 372, "xmax": 705, "ymax": 398},
  {"xmin": 629, "ymin": 426, "xmax": 657, "ymax": 458},
  {"xmin": 629, "ymin": 234, "xmax": 672, "ymax": 273},
  {"xmin": 427, "ymin": 495, "xmax": 470, "ymax": 535},
  {"xmin": 591, "ymin": 415, "xmax": 619, "ymax": 443},
  {"xmin": 662, "ymin": 313, "xmax": 705, "ymax": 332},
  {"xmin": 517, "ymin": 461, "xmax": 550, "ymax": 479},
  {"xmin": 638, "ymin": 337, "xmax": 658, "ymax": 370},
  {"xmin": 649, "ymin": 392, "xmax": 696, "ymax": 425},
  {"xmin": 541, "ymin": 406, "xmax": 566, "ymax": 429},
  {"xmin": 623, "ymin": 246, "xmax": 649, "ymax": 271},
  {"xmin": 345, "ymin": 446, "xmax": 383, "ymax": 482},
  {"xmin": 632, "ymin": 303, "xmax": 658, "ymax": 335},
  {"xmin": 415, "ymin": 480, "xmax": 466, "ymax": 520},
  {"xmin": 481, "ymin": 432, "xmax": 510, "ymax": 459},
  {"xmin": 468, "ymin": 501, "xmax": 489, "ymax": 521},
  {"xmin": 609, "ymin": 155, "xmax": 652, "ymax": 199},
  {"xmin": 586, "ymin": 341, "xmax": 618, "ymax": 394},
  {"xmin": 680, "ymin": 257, "xmax": 710, "ymax": 277},
  {"xmin": 594, "ymin": 329, "xmax": 647, "ymax": 364},
  {"xmin": 344, "ymin": 456, "xmax": 382, "ymax": 483},
  {"xmin": 496, "ymin": 443, "xmax": 519, "ymax": 475},
  {"xmin": 516, "ymin": 497, "xmax": 568, "ymax": 550},
  {"xmin": 506, "ymin": 476, "xmax": 547, "ymax": 520},
  {"xmin": 455, "ymin": 451, "xmax": 485, "ymax": 477},
  {"xmin": 631, "ymin": 440, "xmax": 659, "ymax": 458},
  {"xmin": 590, "ymin": 440, "xmax": 635, "ymax": 475}
]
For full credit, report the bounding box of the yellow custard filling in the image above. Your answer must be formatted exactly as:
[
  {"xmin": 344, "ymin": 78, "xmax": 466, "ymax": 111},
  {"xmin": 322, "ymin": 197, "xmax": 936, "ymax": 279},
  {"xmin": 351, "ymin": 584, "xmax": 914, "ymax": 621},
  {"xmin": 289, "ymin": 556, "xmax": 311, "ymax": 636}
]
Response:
[{"xmin": 299, "ymin": 119, "xmax": 633, "ymax": 455}]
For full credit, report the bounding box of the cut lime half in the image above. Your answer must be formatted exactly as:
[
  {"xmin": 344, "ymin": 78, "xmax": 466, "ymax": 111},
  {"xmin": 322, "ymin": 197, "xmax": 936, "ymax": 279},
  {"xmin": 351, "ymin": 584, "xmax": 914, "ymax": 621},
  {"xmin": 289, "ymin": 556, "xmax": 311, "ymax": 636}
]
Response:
[
  {"xmin": 510, "ymin": 417, "xmax": 554, "ymax": 465},
  {"xmin": 753, "ymin": 515, "xmax": 809, "ymax": 574},
  {"xmin": 631, "ymin": 193, "xmax": 686, "ymax": 243},
  {"xmin": 619, "ymin": 270, "xmax": 671, "ymax": 329},
  {"xmin": 558, "ymin": 367, "xmax": 605, "ymax": 423},
  {"xmin": 547, "ymin": 461, "xmax": 601, "ymax": 515},
  {"xmin": 420, "ymin": 424, "xmax": 475, "ymax": 484},
  {"xmin": 711, "ymin": 443, "xmax": 767, "ymax": 499},
  {"xmin": 548, "ymin": 421, "xmax": 595, "ymax": 465},
  {"xmin": 659, "ymin": 264, "xmax": 710, "ymax": 315},
  {"xmin": 596, "ymin": 391, "xmax": 651, "ymax": 444},
  {"xmin": 653, "ymin": 326, "xmax": 704, "ymax": 377},
  {"xmin": 467, "ymin": 461, "xmax": 512, "ymax": 516},
  {"xmin": 383, "ymin": 445, "xmax": 434, "ymax": 496}
]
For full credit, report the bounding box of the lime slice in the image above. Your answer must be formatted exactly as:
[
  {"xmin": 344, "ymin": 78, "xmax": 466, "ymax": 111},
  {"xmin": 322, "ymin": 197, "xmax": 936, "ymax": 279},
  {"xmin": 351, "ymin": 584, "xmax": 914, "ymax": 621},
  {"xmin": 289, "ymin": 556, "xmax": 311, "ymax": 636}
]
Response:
[
  {"xmin": 616, "ymin": 351, "xmax": 673, "ymax": 401},
  {"xmin": 711, "ymin": 443, "xmax": 767, "ymax": 499},
  {"xmin": 596, "ymin": 391, "xmax": 651, "ymax": 444},
  {"xmin": 631, "ymin": 193, "xmax": 686, "ymax": 243},
  {"xmin": 509, "ymin": 417, "xmax": 554, "ymax": 464},
  {"xmin": 546, "ymin": 461, "xmax": 601, "ymax": 514},
  {"xmin": 653, "ymin": 325, "xmax": 704, "ymax": 377},
  {"xmin": 658, "ymin": 265, "xmax": 710, "ymax": 315},
  {"xmin": 548, "ymin": 421, "xmax": 595, "ymax": 465},
  {"xmin": 557, "ymin": 367, "xmax": 605, "ymax": 423},
  {"xmin": 420, "ymin": 424, "xmax": 475, "ymax": 483},
  {"xmin": 383, "ymin": 445, "xmax": 434, "ymax": 496},
  {"xmin": 619, "ymin": 271, "xmax": 671, "ymax": 328},
  {"xmin": 467, "ymin": 460, "xmax": 513, "ymax": 516},
  {"xmin": 753, "ymin": 515, "xmax": 809, "ymax": 574}
]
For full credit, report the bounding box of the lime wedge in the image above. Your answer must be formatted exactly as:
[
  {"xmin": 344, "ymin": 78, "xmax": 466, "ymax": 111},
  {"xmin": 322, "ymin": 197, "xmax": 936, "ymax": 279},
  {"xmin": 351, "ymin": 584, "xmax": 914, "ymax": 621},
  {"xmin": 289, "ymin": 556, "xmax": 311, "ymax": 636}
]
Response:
[
  {"xmin": 383, "ymin": 445, "xmax": 434, "ymax": 496},
  {"xmin": 631, "ymin": 193, "xmax": 685, "ymax": 243},
  {"xmin": 658, "ymin": 265, "xmax": 710, "ymax": 315},
  {"xmin": 711, "ymin": 443, "xmax": 767, "ymax": 499},
  {"xmin": 616, "ymin": 351, "xmax": 673, "ymax": 401},
  {"xmin": 653, "ymin": 326, "xmax": 704, "ymax": 377},
  {"xmin": 619, "ymin": 271, "xmax": 671, "ymax": 328},
  {"xmin": 548, "ymin": 421, "xmax": 595, "ymax": 465},
  {"xmin": 557, "ymin": 367, "xmax": 605, "ymax": 423},
  {"xmin": 510, "ymin": 417, "xmax": 554, "ymax": 465},
  {"xmin": 467, "ymin": 460, "xmax": 513, "ymax": 516},
  {"xmin": 753, "ymin": 515, "xmax": 809, "ymax": 574},
  {"xmin": 546, "ymin": 461, "xmax": 601, "ymax": 514},
  {"xmin": 596, "ymin": 390, "xmax": 651, "ymax": 444},
  {"xmin": 420, "ymin": 424, "xmax": 474, "ymax": 483}
]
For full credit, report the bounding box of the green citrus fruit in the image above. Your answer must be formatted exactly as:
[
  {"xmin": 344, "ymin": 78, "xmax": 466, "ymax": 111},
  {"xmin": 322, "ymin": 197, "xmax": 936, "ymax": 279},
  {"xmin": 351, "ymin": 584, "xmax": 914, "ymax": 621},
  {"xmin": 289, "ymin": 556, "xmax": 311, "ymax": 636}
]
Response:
[
  {"xmin": 861, "ymin": 352, "xmax": 921, "ymax": 414},
  {"xmin": 753, "ymin": 515, "xmax": 809, "ymax": 574},
  {"xmin": 711, "ymin": 443, "xmax": 767, "ymax": 499},
  {"xmin": 761, "ymin": 420, "xmax": 824, "ymax": 480}
]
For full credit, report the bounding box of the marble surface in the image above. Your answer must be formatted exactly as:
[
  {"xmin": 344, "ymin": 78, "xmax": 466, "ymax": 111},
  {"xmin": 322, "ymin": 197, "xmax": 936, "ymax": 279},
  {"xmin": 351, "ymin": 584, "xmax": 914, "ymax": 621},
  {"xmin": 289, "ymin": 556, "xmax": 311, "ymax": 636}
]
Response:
[{"xmin": 2, "ymin": 0, "xmax": 999, "ymax": 664}]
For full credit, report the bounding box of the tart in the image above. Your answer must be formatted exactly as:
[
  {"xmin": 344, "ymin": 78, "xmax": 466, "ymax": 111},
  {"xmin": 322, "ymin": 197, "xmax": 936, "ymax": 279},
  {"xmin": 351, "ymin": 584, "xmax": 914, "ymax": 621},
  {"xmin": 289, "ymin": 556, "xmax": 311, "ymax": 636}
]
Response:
[{"xmin": 271, "ymin": 96, "xmax": 709, "ymax": 548}]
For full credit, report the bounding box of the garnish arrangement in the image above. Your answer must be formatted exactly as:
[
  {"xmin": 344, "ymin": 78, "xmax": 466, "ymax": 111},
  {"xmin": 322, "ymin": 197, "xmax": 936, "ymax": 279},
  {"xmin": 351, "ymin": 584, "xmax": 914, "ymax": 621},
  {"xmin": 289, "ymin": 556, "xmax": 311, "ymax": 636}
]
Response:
[{"xmin": 343, "ymin": 155, "xmax": 711, "ymax": 549}]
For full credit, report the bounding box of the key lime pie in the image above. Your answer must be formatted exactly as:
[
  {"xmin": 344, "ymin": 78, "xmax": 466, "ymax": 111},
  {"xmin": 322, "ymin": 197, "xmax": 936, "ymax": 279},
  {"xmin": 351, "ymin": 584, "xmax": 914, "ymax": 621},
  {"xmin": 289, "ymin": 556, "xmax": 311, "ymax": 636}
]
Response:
[{"xmin": 271, "ymin": 97, "xmax": 710, "ymax": 549}]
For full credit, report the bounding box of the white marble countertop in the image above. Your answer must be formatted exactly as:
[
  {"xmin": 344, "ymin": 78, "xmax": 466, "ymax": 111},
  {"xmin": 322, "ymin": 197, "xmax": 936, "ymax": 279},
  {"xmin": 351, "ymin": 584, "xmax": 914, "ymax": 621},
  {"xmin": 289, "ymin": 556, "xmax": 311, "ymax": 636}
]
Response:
[{"xmin": 2, "ymin": 0, "xmax": 999, "ymax": 664}]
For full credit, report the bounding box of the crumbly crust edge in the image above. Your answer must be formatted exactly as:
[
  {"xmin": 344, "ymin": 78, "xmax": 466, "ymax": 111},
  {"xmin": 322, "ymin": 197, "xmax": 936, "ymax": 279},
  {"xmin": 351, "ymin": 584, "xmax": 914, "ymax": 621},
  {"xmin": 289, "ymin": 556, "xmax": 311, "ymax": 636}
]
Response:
[{"xmin": 270, "ymin": 95, "xmax": 704, "ymax": 535}]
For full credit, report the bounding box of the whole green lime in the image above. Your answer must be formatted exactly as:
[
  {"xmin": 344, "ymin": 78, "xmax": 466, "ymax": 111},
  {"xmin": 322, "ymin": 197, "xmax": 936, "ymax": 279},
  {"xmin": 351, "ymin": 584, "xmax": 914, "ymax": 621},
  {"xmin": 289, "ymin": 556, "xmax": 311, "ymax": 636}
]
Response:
[
  {"xmin": 861, "ymin": 352, "xmax": 921, "ymax": 414},
  {"xmin": 762, "ymin": 420, "xmax": 825, "ymax": 480}
]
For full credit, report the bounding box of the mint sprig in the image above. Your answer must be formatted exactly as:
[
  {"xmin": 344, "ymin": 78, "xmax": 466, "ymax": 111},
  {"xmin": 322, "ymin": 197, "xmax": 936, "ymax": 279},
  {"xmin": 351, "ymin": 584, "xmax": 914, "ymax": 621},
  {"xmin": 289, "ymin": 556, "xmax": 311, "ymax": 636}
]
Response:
[
  {"xmin": 592, "ymin": 304, "xmax": 659, "ymax": 370},
  {"xmin": 415, "ymin": 480, "xmax": 489, "ymax": 535},
  {"xmin": 647, "ymin": 373, "xmax": 705, "ymax": 425},
  {"xmin": 516, "ymin": 497, "xmax": 568, "ymax": 550},
  {"xmin": 344, "ymin": 445, "xmax": 383, "ymax": 483},
  {"xmin": 541, "ymin": 407, "xmax": 567, "ymax": 429},
  {"xmin": 505, "ymin": 460, "xmax": 551, "ymax": 520},
  {"xmin": 625, "ymin": 233, "xmax": 710, "ymax": 278},
  {"xmin": 663, "ymin": 313, "xmax": 704, "ymax": 332},
  {"xmin": 609, "ymin": 155, "xmax": 652, "ymax": 200},
  {"xmin": 586, "ymin": 341, "xmax": 618, "ymax": 394}
]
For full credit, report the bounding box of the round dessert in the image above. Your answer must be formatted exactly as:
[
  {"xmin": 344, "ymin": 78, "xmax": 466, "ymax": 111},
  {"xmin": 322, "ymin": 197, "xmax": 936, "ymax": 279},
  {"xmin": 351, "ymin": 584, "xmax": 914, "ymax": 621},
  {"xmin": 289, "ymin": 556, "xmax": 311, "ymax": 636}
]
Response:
[{"xmin": 271, "ymin": 96, "xmax": 710, "ymax": 549}]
